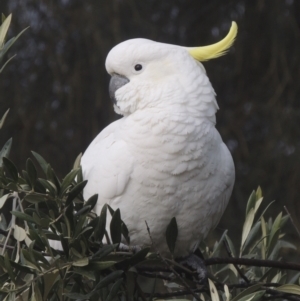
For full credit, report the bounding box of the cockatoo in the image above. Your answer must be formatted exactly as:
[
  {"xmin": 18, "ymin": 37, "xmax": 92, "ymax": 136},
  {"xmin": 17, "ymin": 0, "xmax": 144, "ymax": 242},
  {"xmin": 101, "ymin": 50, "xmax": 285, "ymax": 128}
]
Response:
[{"xmin": 81, "ymin": 22, "xmax": 236, "ymax": 258}]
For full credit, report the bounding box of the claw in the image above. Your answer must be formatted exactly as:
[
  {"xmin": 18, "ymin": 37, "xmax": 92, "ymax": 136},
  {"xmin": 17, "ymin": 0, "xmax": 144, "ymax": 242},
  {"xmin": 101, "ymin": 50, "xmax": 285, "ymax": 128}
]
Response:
[
  {"xmin": 178, "ymin": 253, "xmax": 208, "ymax": 284},
  {"xmin": 118, "ymin": 243, "xmax": 141, "ymax": 254}
]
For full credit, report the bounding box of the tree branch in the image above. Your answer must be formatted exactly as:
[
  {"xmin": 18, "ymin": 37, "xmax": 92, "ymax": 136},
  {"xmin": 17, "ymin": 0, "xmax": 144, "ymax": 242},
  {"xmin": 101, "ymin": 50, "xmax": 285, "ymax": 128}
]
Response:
[{"xmin": 205, "ymin": 257, "xmax": 300, "ymax": 271}]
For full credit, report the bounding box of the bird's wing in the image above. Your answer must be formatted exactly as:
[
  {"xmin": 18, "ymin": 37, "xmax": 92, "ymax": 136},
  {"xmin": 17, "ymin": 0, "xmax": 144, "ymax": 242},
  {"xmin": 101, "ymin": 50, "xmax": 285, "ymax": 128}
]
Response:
[{"xmin": 81, "ymin": 119, "xmax": 134, "ymax": 215}]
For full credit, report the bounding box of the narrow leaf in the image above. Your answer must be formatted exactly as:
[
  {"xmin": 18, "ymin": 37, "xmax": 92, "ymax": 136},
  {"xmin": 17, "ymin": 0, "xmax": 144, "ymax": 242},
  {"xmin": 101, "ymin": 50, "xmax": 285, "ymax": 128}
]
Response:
[
  {"xmin": 94, "ymin": 204, "xmax": 107, "ymax": 242},
  {"xmin": 59, "ymin": 168, "xmax": 80, "ymax": 196},
  {"xmin": 3, "ymin": 157, "xmax": 18, "ymax": 181},
  {"xmin": 31, "ymin": 151, "xmax": 48, "ymax": 175},
  {"xmin": 11, "ymin": 211, "xmax": 38, "ymax": 224},
  {"xmin": 231, "ymin": 284, "xmax": 263, "ymax": 301},
  {"xmin": 73, "ymin": 153, "xmax": 82, "ymax": 169},
  {"xmin": 66, "ymin": 180, "xmax": 87, "ymax": 204},
  {"xmin": 94, "ymin": 270, "xmax": 123, "ymax": 290},
  {"xmin": 0, "ymin": 14, "xmax": 11, "ymax": 47},
  {"xmin": 105, "ymin": 278, "xmax": 123, "ymax": 301},
  {"xmin": 26, "ymin": 158, "xmax": 37, "ymax": 188},
  {"xmin": 166, "ymin": 217, "xmax": 178, "ymax": 254},
  {"xmin": 110, "ymin": 209, "xmax": 122, "ymax": 244},
  {"xmin": 241, "ymin": 208, "xmax": 255, "ymax": 251},
  {"xmin": 208, "ymin": 278, "xmax": 219, "ymax": 301},
  {"xmin": 0, "ymin": 193, "xmax": 10, "ymax": 209},
  {"xmin": 0, "ymin": 138, "xmax": 12, "ymax": 166},
  {"xmin": 246, "ymin": 191, "xmax": 256, "ymax": 215},
  {"xmin": 0, "ymin": 109, "xmax": 9, "ymax": 129},
  {"xmin": 84, "ymin": 194, "xmax": 98, "ymax": 210},
  {"xmin": 72, "ymin": 257, "xmax": 89, "ymax": 267},
  {"xmin": 13, "ymin": 225, "xmax": 26, "ymax": 241}
]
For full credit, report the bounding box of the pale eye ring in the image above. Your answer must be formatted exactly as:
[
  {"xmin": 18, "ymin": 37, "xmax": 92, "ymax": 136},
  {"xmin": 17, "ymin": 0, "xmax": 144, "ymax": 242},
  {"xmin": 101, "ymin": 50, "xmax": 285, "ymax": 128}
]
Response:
[{"xmin": 134, "ymin": 64, "xmax": 143, "ymax": 71}]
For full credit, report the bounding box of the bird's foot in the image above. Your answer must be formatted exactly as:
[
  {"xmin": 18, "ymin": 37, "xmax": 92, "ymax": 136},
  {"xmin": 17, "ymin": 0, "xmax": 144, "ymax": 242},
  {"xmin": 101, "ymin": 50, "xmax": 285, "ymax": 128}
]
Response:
[
  {"xmin": 118, "ymin": 243, "xmax": 141, "ymax": 254},
  {"xmin": 178, "ymin": 253, "xmax": 208, "ymax": 284}
]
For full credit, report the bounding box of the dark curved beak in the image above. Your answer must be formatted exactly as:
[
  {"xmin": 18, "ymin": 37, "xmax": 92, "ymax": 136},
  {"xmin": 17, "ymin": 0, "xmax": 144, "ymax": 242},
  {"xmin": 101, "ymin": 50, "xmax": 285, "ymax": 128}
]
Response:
[{"xmin": 109, "ymin": 74, "xmax": 130, "ymax": 104}]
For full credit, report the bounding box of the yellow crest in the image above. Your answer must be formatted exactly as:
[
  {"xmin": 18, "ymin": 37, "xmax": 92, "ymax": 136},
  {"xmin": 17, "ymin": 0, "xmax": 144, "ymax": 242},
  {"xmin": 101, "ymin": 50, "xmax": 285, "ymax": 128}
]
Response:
[{"xmin": 186, "ymin": 22, "xmax": 238, "ymax": 61}]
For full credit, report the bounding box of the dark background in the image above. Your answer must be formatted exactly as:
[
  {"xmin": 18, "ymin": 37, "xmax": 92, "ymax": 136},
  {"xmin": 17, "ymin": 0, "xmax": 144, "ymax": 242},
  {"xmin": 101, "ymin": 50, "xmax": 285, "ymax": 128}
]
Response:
[{"xmin": 0, "ymin": 0, "xmax": 300, "ymax": 241}]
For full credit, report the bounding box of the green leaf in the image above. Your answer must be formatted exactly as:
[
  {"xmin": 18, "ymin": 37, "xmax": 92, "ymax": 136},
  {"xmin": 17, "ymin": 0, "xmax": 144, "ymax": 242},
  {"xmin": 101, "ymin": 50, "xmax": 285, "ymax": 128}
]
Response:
[
  {"xmin": 2, "ymin": 157, "xmax": 18, "ymax": 181},
  {"xmin": 0, "ymin": 193, "xmax": 10, "ymax": 209},
  {"xmin": 90, "ymin": 261, "xmax": 116, "ymax": 270},
  {"xmin": 94, "ymin": 270, "xmax": 124, "ymax": 290},
  {"xmin": 208, "ymin": 278, "xmax": 219, "ymax": 301},
  {"xmin": 0, "ymin": 14, "xmax": 28, "ymax": 68},
  {"xmin": 224, "ymin": 234, "xmax": 236, "ymax": 257},
  {"xmin": 0, "ymin": 54, "xmax": 15, "ymax": 73},
  {"xmin": 84, "ymin": 194, "xmax": 98, "ymax": 209},
  {"xmin": 0, "ymin": 138, "xmax": 12, "ymax": 167},
  {"xmin": 30, "ymin": 248, "xmax": 50, "ymax": 267},
  {"xmin": 166, "ymin": 217, "xmax": 178, "ymax": 254},
  {"xmin": 43, "ymin": 270, "xmax": 60, "ymax": 300},
  {"xmin": 231, "ymin": 284, "xmax": 263, "ymax": 301},
  {"xmin": 26, "ymin": 158, "xmax": 37, "ymax": 188},
  {"xmin": 0, "ymin": 14, "xmax": 11, "ymax": 48},
  {"xmin": 21, "ymin": 249, "xmax": 40, "ymax": 271},
  {"xmin": 11, "ymin": 211, "xmax": 38, "ymax": 224},
  {"xmin": 72, "ymin": 268, "xmax": 95, "ymax": 281},
  {"xmin": 105, "ymin": 278, "xmax": 123, "ymax": 301},
  {"xmin": 94, "ymin": 204, "xmax": 107, "ymax": 242},
  {"xmin": 256, "ymin": 186, "xmax": 262, "ymax": 200},
  {"xmin": 37, "ymin": 179, "xmax": 57, "ymax": 196},
  {"xmin": 13, "ymin": 225, "xmax": 26, "ymax": 241},
  {"xmin": 64, "ymin": 292, "xmax": 94, "ymax": 300},
  {"xmin": 4, "ymin": 252, "xmax": 16, "ymax": 284},
  {"xmin": 66, "ymin": 180, "xmax": 87, "ymax": 204},
  {"xmin": 24, "ymin": 193, "xmax": 47, "ymax": 204},
  {"xmin": 121, "ymin": 221, "xmax": 130, "ymax": 245},
  {"xmin": 76, "ymin": 226, "xmax": 93, "ymax": 238},
  {"xmin": 246, "ymin": 190, "xmax": 256, "ymax": 216},
  {"xmin": 0, "ymin": 109, "xmax": 9, "ymax": 129},
  {"xmin": 59, "ymin": 168, "xmax": 80, "ymax": 196},
  {"xmin": 72, "ymin": 257, "xmax": 89, "ymax": 267},
  {"xmin": 211, "ymin": 229, "xmax": 228, "ymax": 257},
  {"xmin": 31, "ymin": 151, "xmax": 48, "ymax": 175},
  {"xmin": 46, "ymin": 165, "xmax": 61, "ymax": 190},
  {"xmin": 243, "ymin": 220, "xmax": 261, "ymax": 251},
  {"xmin": 74, "ymin": 205, "xmax": 91, "ymax": 217},
  {"xmin": 268, "ymin": 212, "xmax": 282, "ymax": 241},
  {"xmin": 241, "ymin": 208, "xmax": 255, "ymax": 252},
  {"xmin": 279, "ymin": 214, "xmax": 289, "ymax": 228},
  {"xmin": 237, "ymin": 291, "xmax": 266, "ymax": 301},
  {"xmin": 122, "ymin": 247, "xmax": 150, "ymax": 268},
  {"xmin": 91, "ymin": 244, "xmax": 118, "ymax": 260},
  {"xmin": 73, "ymin": 153, "xmax": 82, "ymax": 169},
  {"xmin": 110, "ymin": 208, "xmax": 122, "ymax": 244},
  {"xmin": 267, "ymin": 228, "xmax": 281, "ymax": 258}
]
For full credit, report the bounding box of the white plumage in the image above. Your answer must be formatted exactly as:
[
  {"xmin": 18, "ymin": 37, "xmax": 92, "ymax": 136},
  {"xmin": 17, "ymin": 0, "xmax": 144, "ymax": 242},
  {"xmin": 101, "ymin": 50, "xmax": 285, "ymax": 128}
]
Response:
[{"xmin": 81, "ymin": 37, "xmax": 235, "ymax": 257}]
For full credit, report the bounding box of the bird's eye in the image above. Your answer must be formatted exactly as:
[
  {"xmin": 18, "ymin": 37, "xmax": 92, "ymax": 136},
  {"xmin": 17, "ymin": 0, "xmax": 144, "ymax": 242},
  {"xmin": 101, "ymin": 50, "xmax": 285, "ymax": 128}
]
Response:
[{"xmin": 134, "ymin": 64, "xmax": 143, "ymax": 71}]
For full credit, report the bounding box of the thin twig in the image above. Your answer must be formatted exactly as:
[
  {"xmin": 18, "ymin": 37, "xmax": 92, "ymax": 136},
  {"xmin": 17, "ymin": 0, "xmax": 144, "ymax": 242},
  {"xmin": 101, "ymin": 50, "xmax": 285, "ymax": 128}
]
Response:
[
  {"xmin": 223, "ymin": 240, "xmax": 250, "ymax": 283},
  {"xmin": 49, "ymin": 211, "xmax": 65, "ymax": 225},
  {"xmin": 145, "ymin": 220, "xmax": 202, "ymax": 301},
  {"xmin": 284, "ymin": 206, "xmax": 300, "ymax": 239},
  {"xmin": 0, "ymin": 243, "xmax": 14, "ymax": 250},
  {"xmin": 138, "ymin": 271, "xmax": 175, "ymax": 281}
]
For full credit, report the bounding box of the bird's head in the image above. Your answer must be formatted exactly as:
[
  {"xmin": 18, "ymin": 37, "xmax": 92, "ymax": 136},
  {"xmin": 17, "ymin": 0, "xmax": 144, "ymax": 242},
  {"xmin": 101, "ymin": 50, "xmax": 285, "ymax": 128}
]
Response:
[{"xmin": 105, "ymin": 22, "xmax": 237, "ymax": 117}]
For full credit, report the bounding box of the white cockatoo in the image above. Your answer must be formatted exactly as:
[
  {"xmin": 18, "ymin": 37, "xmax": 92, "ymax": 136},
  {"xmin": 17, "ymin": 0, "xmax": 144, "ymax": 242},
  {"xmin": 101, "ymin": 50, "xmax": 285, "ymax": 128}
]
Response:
[{"xmin": 80, "ymin": 22, "xmax": 237, "ymax": 258}]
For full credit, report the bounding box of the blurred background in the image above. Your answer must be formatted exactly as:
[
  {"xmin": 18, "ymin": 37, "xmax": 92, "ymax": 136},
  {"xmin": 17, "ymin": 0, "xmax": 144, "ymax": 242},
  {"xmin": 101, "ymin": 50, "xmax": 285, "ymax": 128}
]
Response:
[{"xmin": 0, "ymin": 0, "xmax": 300, "ymax": 242}]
